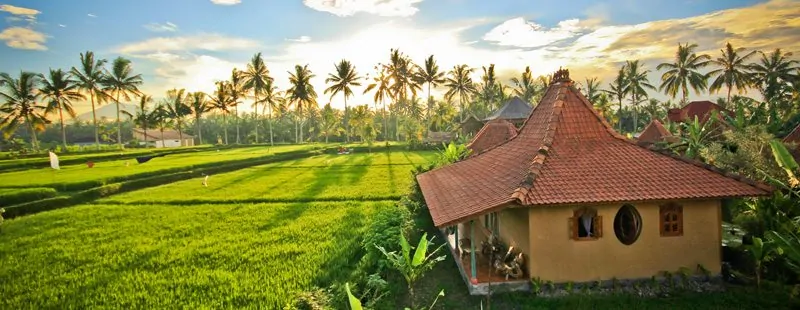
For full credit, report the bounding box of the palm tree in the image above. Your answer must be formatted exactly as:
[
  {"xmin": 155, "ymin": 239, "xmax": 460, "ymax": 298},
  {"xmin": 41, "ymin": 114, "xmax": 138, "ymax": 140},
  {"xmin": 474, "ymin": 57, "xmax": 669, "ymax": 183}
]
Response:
[
  {"xmin": 624, "ymin": 60, "xmax": 656, "ymax": 131},
  {"xmin": 287, "ymin": 64, "xmax": 317, "ymax": 144},
  {"xmin": 71, "ymin": 51, "xmax": 109, "ymax": 149},
  {"xmin": 188, "ymin": 91, "xmax": 211, "ymax": 145},
  {"xmin": 320, "ymin": 102, "xmax": 340, "ymax": 143},
  {"xmin": 152, "ymin": 103, "xmax": 170, "ymax": 145},
  {"xmin": 229, "ymin": 68, "xmax": 246, "ymax": 144},
  {"xmin": 657, "ymin": 43, "xmax": 711, "ymax": 104},
  {"xmin": 241, "ymin": 53, "xmax": 273, "ymax": 145},
  {"xmin": 480, "ymin": 64, "xmax": 499, "ymax": 110},
  {"xmin": 593, "ymin": 92, "xmax": 613, "ymax": 122},
  {"xmin": 415, "ymin": 55, "xmax": 445, "ymax": 131},
  {"xmin": 386, "ymin": 49, "xmax": 420, "ymax": 140},
  {"xmin": 0, "ymin": 72, "xmax": 47, "ymax": 151},
  {"xmin": 749, "ymin": 49, "xmax": 799, "ymax": 104},
  {"xmin": 605, "ymin": 68, "xmax": 627, "ymax": 131},
  {"xmin": 133, "ymin": 95, "xmax": 153, "ymax": 148},
  {"xmin": 210, "ymin": 81, "xmax": 233, "ymax": 145},
  {"xmin": 444, "ymin": 64, "xmax": 477, "ymax": 122},
  {"xmin": 324, "ymin": 59, "xmax": 362, "ymax": 143},
  {"xmin": 511, "ymin": 66, "xmax": 537, "ymax": 103},
  {"xmin": 39, "ymin": 68, "xmax": 85, "ymax": 149},
  {"xmin": 164, "ymin": 88, "xmax": 191, "ymax": 146},
  {"xmin": 364, "ymin": 67, "xmax": 393, "ymax": 141},
  {"xmin": 259, "ymin": 81, "xmax": 284, "ymax": 144},
  {"xmin": 582, "ymin": 77, "xmax": 602, "ymax": 103},
  {"xmin": 708, "ymin": 42, "xmax": 756, "ymax": 104},
  {"xmin": 103, "ymin": 57, "xmax": 143, "ymax": 149}
]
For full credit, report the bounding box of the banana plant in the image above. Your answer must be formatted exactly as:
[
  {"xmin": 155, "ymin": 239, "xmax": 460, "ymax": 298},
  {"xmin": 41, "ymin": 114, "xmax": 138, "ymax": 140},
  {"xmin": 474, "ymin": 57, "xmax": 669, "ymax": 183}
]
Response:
[
  {"xmin": 376, "ymin": 232, "xmax": 446, "ymax": 309},
  {"xmin": 767, "ymin": 230, "xmax": 800, "ymax": 276},
  {"xmin": 669, "ymin": 113, "xmax": 720, "ymax": 159},
  {"xmin": 436, "ymin": 141, "xmax": 471, "ymax": 166},
  {"xmin": 745, "ymin": 237, "xmax": 777, "ymax": 289}
]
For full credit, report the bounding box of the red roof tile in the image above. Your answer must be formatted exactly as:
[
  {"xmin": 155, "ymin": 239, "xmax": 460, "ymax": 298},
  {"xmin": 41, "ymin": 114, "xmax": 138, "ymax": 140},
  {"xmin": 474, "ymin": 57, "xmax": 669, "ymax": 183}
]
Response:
[
  {"xmin": 783, "ymin": 123, "xmax": 800, "ymax": 145},
  {"xmin": 667, "ymin": 101, "xmax": 733, "ymax": 124},
  {"xmin": 637, "ymin": 120, "xmax": 674, "ymax": 145},
  {"xmin": 468, "ymin": 119, "xmax": 518, "ymax": 155},
  {"xmin": 417, "ymin": 75, "xmax": 771, "ymax": 228}
]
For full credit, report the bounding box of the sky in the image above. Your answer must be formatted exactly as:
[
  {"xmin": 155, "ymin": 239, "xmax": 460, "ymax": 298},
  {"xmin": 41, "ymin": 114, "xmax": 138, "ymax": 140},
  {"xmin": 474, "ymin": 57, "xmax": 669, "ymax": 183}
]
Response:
[{"xmin": 0, "ymin": 0, "xmax": 798, "ymax": 115}]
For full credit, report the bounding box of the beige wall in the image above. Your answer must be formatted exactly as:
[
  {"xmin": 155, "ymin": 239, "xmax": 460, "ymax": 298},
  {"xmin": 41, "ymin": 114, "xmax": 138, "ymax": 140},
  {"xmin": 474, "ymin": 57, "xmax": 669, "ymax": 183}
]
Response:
[
  {"xmin": 527, "ymin": 200, "xmax": 722, "ymax": 283},
  {"xmin": 498, "ymin": 208, "xmax": 531, "ymax": 272}
]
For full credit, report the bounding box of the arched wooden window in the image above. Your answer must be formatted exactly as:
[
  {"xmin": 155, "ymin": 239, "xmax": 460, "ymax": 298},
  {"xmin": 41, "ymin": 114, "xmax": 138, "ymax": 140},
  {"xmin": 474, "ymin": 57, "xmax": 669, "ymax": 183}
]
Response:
[
  {"xmin": 660, "ymin": 203, "xmax": 683, "ymax": 236},
  {"xmin": 569, "ymin": 207, "xmax": 602, "ymax": 241}
]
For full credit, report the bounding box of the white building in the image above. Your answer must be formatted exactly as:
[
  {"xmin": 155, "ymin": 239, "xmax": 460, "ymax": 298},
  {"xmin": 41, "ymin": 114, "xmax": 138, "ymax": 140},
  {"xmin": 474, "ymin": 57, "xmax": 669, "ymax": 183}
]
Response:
[{"xmin": 132, "ymin": 128, "xmax": 195, "ymax": 148}]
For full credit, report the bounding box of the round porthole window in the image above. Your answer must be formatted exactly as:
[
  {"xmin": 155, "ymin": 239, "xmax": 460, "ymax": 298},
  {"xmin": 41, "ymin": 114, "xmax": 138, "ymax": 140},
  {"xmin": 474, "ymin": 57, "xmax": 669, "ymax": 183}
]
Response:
[{"xmin": 614, "ymin": 204, "xmax": 642, "ymax": 245}]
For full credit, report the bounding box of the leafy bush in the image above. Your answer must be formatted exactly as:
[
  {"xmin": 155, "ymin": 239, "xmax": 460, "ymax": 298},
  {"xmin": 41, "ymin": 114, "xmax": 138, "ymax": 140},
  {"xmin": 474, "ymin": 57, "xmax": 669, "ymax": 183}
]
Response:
[
  {"xmin": 360, "ymin": 205, "xmax": 412, "ymax": 273},
  {"xmin": 287, "ymin": 287, "xmax": 334, "ymax": 310},
  {"xmin": 0, "ymin": 188, "xmax": 58, "ymax": 207}
]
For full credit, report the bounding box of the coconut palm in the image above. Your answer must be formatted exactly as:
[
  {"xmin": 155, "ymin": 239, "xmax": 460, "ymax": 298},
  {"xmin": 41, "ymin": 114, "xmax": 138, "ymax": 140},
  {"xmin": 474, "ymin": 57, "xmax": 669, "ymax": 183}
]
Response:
[
  {"xmin": 624, "ymin": 60, "xmax": 656, "ymax": 131},
  {"xmin": 287, "ymin": 64, "xmax": 317, "ymax": 144},
  {"xmin": 657, "ymin": 43, "xmax": 711, "ymax": 104},
  {"xmin": 133, "ymin": 95, "xmax": 153, "ymax": 148},
  {"xmin": 0, "ymin": 72, "xmax": 47, "ymax": 151},
  {"xmin": 444, "ymin": 64, "xmax": 477, "ymax": 122},
  {"xmin": 480, "ymin": 64, "xmax": 499, "ymax": 110},
  {"xmin": 71, "ymin": 51, "xmax": 109, "ymax": 149},
  {"xmin": 385, "ymin": 49, "xmax": 420, "ymax": 140},
  {"xmin": 188, "ymin": 91, "xmax": 212, "ymax": 145},
  {"xmin": 320, "ymin": 102, "xmax": 340, "ymax": 143},
  {"xmin": 749, "ymin": 49, "xmax": 799, "ymax": 105},
  {"xmin": 593, "ymin": 92, "xmax": 613, "ymax": 121},
  {"xmin": 324, "ymin": 59, "xmax": 362, "ymax": 143},
  {"xmin": 259, "ymin": 81, "xmax": 284, "ymax": 144},
  {"xmin": 582, "ymin": 77, "xmax": 602, "ymax": 103},
  {"xmin": 39, "ymin": 68, "xmax": 85, "ymax": 149},
  {"xmin": 708, "ymin": 42, "xmax": 757, "ymax": 104},
  {"xmin": 241, "ymin": 53, "xmax": 274, "ymax": 145},
  {"xmin": 511, "ymin": 66, "xmax": 537, "ymax": 103},
  {"xmin": 364, "ymin": 67, "xmax": 394, "ymax": 141},
  {"xmin": 415, "ymin": 55, "xmax": 446, "ymax": 131},
  {"xmin": 605, "ymin": 68, "xmax": 627, "ymax": 131},
  {"xmin": 229, "ymin": 68, "xmax": 246, "ymax": 144},
  {"xmin": 164, "ymin": 88, "xmax": 191, "ymax": 146},
  {"xmin": 103, "ymin": 57, "xmax": 143, "ymax": 149},
  {"xmin": 210, "ymin": 81, "xmax": 233, "ymax": 145},
  {"xmin": 152, "ymin": 103, "xmax": 170, "ymax": 144}
]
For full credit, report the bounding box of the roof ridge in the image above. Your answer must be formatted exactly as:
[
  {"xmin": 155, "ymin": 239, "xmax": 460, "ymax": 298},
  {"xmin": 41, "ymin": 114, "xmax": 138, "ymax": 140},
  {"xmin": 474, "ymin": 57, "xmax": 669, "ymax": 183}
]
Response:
[
  {"xmin": 568, "ymin": 86, "xmax": 773, "ymax": 194},
  {"xmin": 511, "ymin": 84, "xmax": 567, "ymax": 204}
]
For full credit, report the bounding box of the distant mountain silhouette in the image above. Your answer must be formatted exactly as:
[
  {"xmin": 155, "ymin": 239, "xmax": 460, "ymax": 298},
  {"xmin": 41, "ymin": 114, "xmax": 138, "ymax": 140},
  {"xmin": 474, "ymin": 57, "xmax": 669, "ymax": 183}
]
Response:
[{"xmin": 75, "ymin": 103, "xmax": 138, "ymax": 122}]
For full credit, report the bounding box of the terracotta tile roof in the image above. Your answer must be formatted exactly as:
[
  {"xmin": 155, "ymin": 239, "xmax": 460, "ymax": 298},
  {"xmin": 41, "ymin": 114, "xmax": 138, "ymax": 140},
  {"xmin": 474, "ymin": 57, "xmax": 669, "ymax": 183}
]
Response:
[
  {"xmin": 417, "ymin": 77, "xmax": 771, "ymax": 228},
  {"xmin": 468, "ymin": 119, "xmax": 518, "ymax": 156},
  {"xmin": 484, "ymin": 96, "xmax": 533, "ymax": 122},
  {"xmin": 667, "ymin": 101, "xmax": 733, "ymax": 124},
  {"xmin": 637, "ymin": 120, "xmax": 675, "ymax": 145},
  {"xmin": 783, "ymin": 123, "xmax": 800, "ymax": 145}
]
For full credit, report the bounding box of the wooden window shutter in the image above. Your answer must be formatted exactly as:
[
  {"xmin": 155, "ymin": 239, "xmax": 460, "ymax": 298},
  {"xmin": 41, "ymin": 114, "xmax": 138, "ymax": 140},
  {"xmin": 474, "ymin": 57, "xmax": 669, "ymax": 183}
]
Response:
[
  {"xmin": 593, "ymin": 216, "xmax": 603, "ymax": 238},
  {"xmin": 569, "ymin": 217, "xmax": 577, "ymax": 240}
]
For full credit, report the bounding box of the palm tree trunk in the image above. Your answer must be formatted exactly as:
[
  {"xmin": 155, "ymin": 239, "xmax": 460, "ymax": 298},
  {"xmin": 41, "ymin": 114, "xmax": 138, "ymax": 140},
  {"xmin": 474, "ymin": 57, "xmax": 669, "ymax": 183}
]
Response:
[
  {"xmin": 727, "ymin": 87, "xmax": 732, "ymax": 106},
  {"xmin": 90, "ymin": 92, "xmax": 99, "ymax": 150},
  {"xmin": 160, "ymin": 126, "xmax": 164, "ymax": 148},
  {"xmin": 177, "ymin": 121, "xmax": 183, "ymax": 147},
  {"xmin": 345, "ymin": 96, "xmax": 350, "ymax": 143},
  {"xmin": 235, "ymin": 104, "xmax": 240, "ymax": 144},
  {"xmin": 59, "ymin": 104, "xmax": 67, "ymax": 150},
  {"xmin": 143, "ymin": 119, "xmax": 148, "ymax": 148},
  {"xmin": 631, "ymin": 93, "xmax": 637, "ymax": 132},
  {"xmin": 426, "ymin": 83, "xmax": 432, "ymax": 134},
  {"xmin": 253, "ymin": 94, "xmax": 259, "ymax": 144},
  {"xmin": 116, "ymin": 93, "xmax": 122, "ymax": 150},
  {"xmin": 196, "ymin": 117, "xmax": 202, "ymax": 145},
  {"xmin": 382, "ymin": 98, "xmax": 387, "ymax": 142},
  {"xmin": 618, "ymin": 99, "xmax": 623, "ymax": 132},
  {"xmin": 28, "ymin": 121, "xmax": 39, "ymax": 152},
  {"xmin": 268, "ymin": 103, "xmax": 274, "ymax": 146},
  {"xmin": 223, "ymin": 113, "xmax": 228, "ymax": 145}
]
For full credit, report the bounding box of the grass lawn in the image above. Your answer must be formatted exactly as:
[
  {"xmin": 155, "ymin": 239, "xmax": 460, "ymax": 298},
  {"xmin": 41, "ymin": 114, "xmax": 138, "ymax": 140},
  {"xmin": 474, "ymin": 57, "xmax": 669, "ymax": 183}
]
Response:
[
  {"xmin": 99, "ymin": 151, "xmax": 436, "ymax": 204},
  {"xmin": 0, "ymin": 145, "xmax": 316, "ymax": 189},
  {"xmin": 0, "ymin": 201, "xmax": 393, "ymax": 309}
]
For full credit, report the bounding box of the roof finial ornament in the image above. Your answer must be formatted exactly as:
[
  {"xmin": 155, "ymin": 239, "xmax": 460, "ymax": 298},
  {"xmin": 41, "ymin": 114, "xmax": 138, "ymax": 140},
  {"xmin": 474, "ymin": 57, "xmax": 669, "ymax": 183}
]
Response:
[{"xmin": 551, "ymin": 67, "xmax": 571, "ymax": 85}]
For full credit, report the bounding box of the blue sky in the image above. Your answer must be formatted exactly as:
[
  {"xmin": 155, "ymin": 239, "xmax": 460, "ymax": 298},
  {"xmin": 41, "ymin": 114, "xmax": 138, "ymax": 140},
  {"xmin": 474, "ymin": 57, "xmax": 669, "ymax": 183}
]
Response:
[{"xmin": 0, "ymin": 0, "xmax": 797, "ymax": 114}]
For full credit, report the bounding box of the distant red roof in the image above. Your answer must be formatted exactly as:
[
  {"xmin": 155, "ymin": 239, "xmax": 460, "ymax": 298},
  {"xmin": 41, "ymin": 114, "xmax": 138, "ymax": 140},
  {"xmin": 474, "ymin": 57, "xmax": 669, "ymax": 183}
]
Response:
[
  {"xmin": 467, "ymin": 119, "xmax": 518, "ymax": 156},
  {"xmin": 637, "ymin": 120, "xmax": 675, "ymax": 145},
  {"xmin": 667, "ymin": 101, "xmax": 733, "ymax": 124},
  {"xmin": 784, "ymin": 123, "xmax": 800, "ymax": 145},
  {"xmin": 417, "ymin": 78, "xmax": 771, "ymax": 228}
]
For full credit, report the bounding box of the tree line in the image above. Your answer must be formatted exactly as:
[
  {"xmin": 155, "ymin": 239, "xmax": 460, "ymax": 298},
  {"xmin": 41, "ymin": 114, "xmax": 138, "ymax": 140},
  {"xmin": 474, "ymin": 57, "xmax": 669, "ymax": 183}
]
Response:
[{"xmin": 0, "ymin": 42, "xmax": 797, "ymax": 152}]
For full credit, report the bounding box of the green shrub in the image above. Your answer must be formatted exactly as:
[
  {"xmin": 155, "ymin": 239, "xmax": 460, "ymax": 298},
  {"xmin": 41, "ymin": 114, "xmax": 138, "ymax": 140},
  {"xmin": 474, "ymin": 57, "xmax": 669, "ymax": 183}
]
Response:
[
  {"xmin": 0, "ymin": 188, "xmax": 58, "ymax": 207},
  {"xmin": 359, "ymin": 205, "xmax": 412, "ymax": 274}
]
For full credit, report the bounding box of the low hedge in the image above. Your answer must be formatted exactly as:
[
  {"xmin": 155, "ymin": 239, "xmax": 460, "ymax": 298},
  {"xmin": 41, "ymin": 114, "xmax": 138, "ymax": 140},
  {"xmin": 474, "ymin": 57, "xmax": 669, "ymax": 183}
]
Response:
[
  {"xmin": 0, "ymin": 188, "xmax": 59, "ymax": 207},
  {"xmin": 3, "ymin": 148, "xmax": 323, "ymax": 219}
]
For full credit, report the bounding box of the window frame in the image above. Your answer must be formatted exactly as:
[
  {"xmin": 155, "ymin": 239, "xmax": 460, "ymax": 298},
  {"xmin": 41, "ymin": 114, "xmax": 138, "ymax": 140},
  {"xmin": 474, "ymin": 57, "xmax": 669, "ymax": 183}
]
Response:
[
  {"xmin": 570, "ymin": 207, "xmax": 602, "ymax": 241},
  {"xmin": 660, "ymin": 203, "xmax": 684, "ymax": 237}
]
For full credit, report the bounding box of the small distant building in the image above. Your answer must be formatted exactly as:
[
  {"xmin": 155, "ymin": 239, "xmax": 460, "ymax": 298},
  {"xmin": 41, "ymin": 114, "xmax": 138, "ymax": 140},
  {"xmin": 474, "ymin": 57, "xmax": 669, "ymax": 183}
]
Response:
[
  {"xmin": 460, "ymin": 114, "xmax": 485, "ymax": 138},
  {"xmin": 636, "ymin": 120, "xmax": 677, "ymax": 146},
  {"xmin": 667, "ymin": 101, "xmax": 733, "ymax": 124},
  {"xmin": 467, "ymin": 119, "xmax": 517, "ymax": 156},
  {"xmin": 783, "ymin": 123, "xmax": 800, "ymax": 162},
  {"xmin": 132, "ymin": 128, "xmax": 195, "ymax": 148},
  {"xmin": 484, "ymin": 96, "xmax": 533, "ymax": 127},
  {"xmin": 424, "ymin": 131, "xmax": 456, "ymax": 145}
]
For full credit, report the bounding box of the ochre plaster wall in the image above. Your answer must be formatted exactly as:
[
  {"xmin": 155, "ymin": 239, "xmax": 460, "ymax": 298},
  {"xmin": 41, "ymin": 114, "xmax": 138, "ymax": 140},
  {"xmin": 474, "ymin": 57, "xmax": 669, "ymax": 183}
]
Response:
[
  {"xmin": 527, "ymin": 200, "xmax": 722, "ymax": 283},
  {"xmin": 498, "ymin": 208, "xmax": 531, "ymax": 273}
]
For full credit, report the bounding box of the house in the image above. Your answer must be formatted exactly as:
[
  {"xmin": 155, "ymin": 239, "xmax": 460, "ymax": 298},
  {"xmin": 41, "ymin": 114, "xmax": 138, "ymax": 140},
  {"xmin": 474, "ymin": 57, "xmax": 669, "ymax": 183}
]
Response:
[
  {"xmin": 484, "ymin": 96, "xmax": 533, "ymax": 127},
  {"xmin": 424, "ymin": 131, "xmax": 456, "ymax": 145},
  {"xmin": 667, "ymin": 101, "xmax": 733, "ymax": 124},
  {"xmin": 416, "ymin": 69, "xmax": 771, "ymax": 294},
  {"xmin": 636, "ymin": 120, "xmax": 678, "ymax": 146},
  {"xmin": 459, "ymin": 114, "xmax": 485, "ymax": 138},
  {"xmin": 132, "ymin": 128, "xmax": 195, "ymax": 148},
  {"xmin": 467, "ymin": 119, "xmax": 517, "ymax": 156}
]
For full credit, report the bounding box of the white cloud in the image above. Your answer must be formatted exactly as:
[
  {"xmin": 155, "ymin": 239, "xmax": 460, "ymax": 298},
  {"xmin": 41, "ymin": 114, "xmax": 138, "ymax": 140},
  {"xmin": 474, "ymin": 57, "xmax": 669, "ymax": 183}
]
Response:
[
  {"xmin": 116, "ymin": 33, "xmax": 260, "ymax": 54},
  {"xmin": 483, "ymin": 17, "xmax": 584, "ymax": 48},
  {"xmin": 286, "ymin": 35, "xmax": 311, "ymax": 43},
  {"xmin": 303, "ymin": 0, "xmax": 423, "ymax": 17},
  {"xmin": 87, "ymin": 13, "xmax": 97, "ymax": 18},
  {"xmin": 144, "ymin": 22, "xmax": 179, "ymax": 32},
  {"xmin": 0, "ymin": 4, "xmax": 40, "ymax": 24},
  {"xmin": 211, "ymin": 0, "xmax": 241, "ymax": 5},
  {"xmin": 0, "ymin": 26, "xmax": 47, "ymax": 50},
  {"xmin": 58, "ymin": 24, "xmax": 66, "ymax": 28}
]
